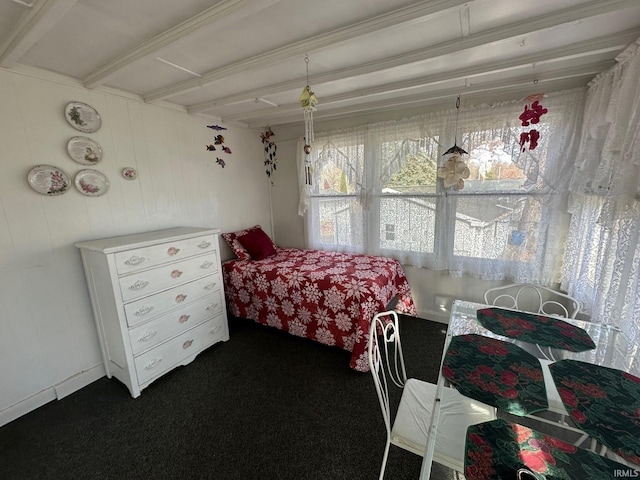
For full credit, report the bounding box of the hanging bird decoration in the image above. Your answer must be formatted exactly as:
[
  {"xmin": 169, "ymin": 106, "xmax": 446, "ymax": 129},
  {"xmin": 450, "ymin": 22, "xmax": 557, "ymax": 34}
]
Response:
[
  {"xmin": 438, "ymin": 95, "xmax": 470, "ymax": 189},
  {"xmin": 207, "ymin": 124, "xmax": 227, "ymax": 131}
]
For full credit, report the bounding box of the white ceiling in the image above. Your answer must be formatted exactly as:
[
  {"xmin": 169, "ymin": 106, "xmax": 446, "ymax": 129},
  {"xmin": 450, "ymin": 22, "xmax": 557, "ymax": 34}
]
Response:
[{"xmin": 1, "ymin": 0, "xmax": 639, "ymax": 129}]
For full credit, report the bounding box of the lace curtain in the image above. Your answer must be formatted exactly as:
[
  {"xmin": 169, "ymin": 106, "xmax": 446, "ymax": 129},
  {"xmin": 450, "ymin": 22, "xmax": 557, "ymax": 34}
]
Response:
[
  {"xmin": 298, "ymin": 89, "xmax": 585, "ymax": 284},
  {"xmin": 568, "ymin": 38, "xmax": 640, "ymax": 223},
  {"xmin": 563, "ymin": 38, "xmax": 640, "ymax": 343},
  {"xmin": 445, "ymin": 91, "xmax": 584, "ymax": 283}
]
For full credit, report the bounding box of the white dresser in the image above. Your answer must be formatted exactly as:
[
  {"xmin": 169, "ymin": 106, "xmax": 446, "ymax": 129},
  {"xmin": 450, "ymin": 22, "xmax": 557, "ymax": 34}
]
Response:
[{"xmin": 76, "ymin": 227, "xmax": 229, "ymax": 398}]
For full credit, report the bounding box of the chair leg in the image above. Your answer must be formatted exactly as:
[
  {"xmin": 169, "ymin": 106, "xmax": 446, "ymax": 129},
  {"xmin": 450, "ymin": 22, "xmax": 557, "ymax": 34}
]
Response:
[{"xmin": 379, "ymin": 441, "xmax": 391, "ymax": 480}]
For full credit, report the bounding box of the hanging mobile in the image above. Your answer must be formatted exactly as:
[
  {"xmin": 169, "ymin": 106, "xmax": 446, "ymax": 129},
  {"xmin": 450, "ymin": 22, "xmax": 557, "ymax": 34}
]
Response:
[
  {"xmin": 438, "ymin": 95, "xmax": 470, "ymax": 189},
  {"xmin": 443, "ymin": 95, "xmax": 468, "ymax": 156},
  {"xmin": 300, "ymin": 54, "xmax": 318, "ymax": 157},
  {"xmin": 300, "ymin": 54, "xmax": 317, "ymax": 186},
  {"xmin": 303, "ymin": 137, "xmax": 312, "ymax": 186}
]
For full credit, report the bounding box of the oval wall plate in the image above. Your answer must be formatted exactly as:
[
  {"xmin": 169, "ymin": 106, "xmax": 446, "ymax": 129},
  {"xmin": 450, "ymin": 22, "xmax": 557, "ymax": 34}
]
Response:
[
  {"xmin": 27, "ymin": 165, "xmax": 70, "ymax": 196},
  {"xmin": 75, "ymin": 169, "xmax": 110, "ymax": 196},
  {"xmin": 67, "ymin": 136, "xmax": 103, "ymax": 165},
  {"xmin": 64, "ymin": 101, "xmax": 101, "ymax": 133}
]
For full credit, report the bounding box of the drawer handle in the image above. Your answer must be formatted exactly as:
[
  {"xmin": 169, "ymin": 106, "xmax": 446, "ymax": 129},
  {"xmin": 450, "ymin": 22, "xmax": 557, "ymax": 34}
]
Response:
[
  {"xmin": 200, "ymin": 261, "xmax": 214, "ymax": 269},
  {"xmin": 144, "ymin": 358, "xmax": 162, "ymax": 370},
  {"xmin": 175, "ymin": 294, "xmax": 188, "ymax": 303},
  {"xmin": 134, "ymin": 305, "xmax": 154, "ymax": 317},
  {"xmin": 204, "ymin": 282, "xmax": 217, "ymax": 290},
  {"xmin": 198, "ymin": 241, "xmax": 211, "ymax": 249},
  {"xmin": 138, "ymin": 330, "xmax": 157, "ymax": 342},
  {"xmin": 170, "ymin": 269, "xmax": 183, "ymax": 278},
  {"xmin": 206, "ymin": 303, "xmax": 219, "ymax": 312},
  {"xmin": 178, "ymin": 314, "xmax": 190, "ymax": 324},
  {"xmin": 183, "ymin": 340, "xmax": 193, "ymax": 349},
  {"xmin": 210, "ymin": 325, "xmax": 222, "ymax": 334},
  {"xmin": 124, "ymin": 255, "xmax": 145, "ymax": 266},
  {"xmin": 129, "ymin": 280, "xmax": 149, "ymax": 291},
  {"xmin": 167, "ymin": 247, "xmax": 181, "ymax": 256}
]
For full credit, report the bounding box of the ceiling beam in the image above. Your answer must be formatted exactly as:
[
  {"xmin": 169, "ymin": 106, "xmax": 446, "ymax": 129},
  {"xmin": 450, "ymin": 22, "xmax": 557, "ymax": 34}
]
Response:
[
  {"xmin": 143, "ymin": 0, "xmax": 475, "ymax": 103},
  {"xmin": 245, "ymin": 76, "xmax": 593, "ymax": 129},
  {"xmin": 188, "ymin": 28, "xmax": 640, "ymax": 114},
  {"xmin": 82, "ymin": 0, "xmax": 283, "ymax": 89},
  {"xmin": 156, "ymin": 0, "xmax": 638, "ymax": 102},
  {"xmin": 223, "ymin": 60, "xmax": 608, "ymax": 124},
  {"xmin": 0, "ymin": 0, "xmax": 78, "ymax": 68}
]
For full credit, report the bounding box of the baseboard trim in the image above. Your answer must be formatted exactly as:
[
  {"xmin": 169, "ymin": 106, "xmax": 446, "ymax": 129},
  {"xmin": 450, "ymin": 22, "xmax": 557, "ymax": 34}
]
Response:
[
  {"xmin": 54, "ymin": 364, "xmax": 106, "ymax": 399},
  {"xmin": 416, "ymin": 308, "xmax": 450, "ymax": 324},
  {"xmin": 0, "ymin": 364, "xmax": 105, "ymax": 428}
]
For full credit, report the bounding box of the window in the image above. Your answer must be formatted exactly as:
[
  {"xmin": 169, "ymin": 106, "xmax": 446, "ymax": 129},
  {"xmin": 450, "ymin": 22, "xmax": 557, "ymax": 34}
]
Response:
[
  {"xmin": 311, "ymin": 140, "xmax": 364, "ymax": 250},
  {"xmin": 301, "ymin": 89, "xmax": 584, "ymax": 282},
  {"xmin": 384, "ymin": 224, "xmax": 395, "ymax": 241},
  {"xmin": 449, "ymin": 127, "xmax": 542, "ymax": 263},
  {"xmin": 378, "ymin": 137, "xmax": 439, "ymax": 256}
]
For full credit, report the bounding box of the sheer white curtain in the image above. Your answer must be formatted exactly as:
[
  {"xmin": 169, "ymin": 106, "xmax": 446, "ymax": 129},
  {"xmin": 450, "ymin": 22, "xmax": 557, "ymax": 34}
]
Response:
[
  {"xmin": 446, "ymin": 91, "xmax": 584, "ymax": 284},
  {"xmin": 563, "ymin": 38, "xmax": 640, "ymax": 343},
  {"xmin": 298, "ymin": 89, "xmax": 585, "ymax": 284}
]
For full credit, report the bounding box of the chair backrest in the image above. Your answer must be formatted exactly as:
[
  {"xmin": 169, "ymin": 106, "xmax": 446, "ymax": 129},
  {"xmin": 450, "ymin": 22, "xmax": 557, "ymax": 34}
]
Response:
[
  {"xmin": 367, "ymin": 310, "xmax": 407, "ymax": 437},
  {"xmin": 484, "ymin": 283, "xmax": 580, "ymax": 318}
]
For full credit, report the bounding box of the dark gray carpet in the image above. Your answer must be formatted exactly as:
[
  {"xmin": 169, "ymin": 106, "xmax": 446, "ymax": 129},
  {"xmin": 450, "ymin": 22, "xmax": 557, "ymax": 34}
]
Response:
[{"xmin": 0, "ymin": 315, "xmax": 458, "ymax": 480}]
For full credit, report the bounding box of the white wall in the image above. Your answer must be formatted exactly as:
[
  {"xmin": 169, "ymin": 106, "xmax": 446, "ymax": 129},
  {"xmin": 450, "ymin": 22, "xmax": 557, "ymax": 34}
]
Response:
[
  {"xmin": 0, "ymin": 68, "xmax": 272, "ymax": 425},
  {"xmin": 270, "ymin": 139, "xmax": 305, "ymax": 249}
]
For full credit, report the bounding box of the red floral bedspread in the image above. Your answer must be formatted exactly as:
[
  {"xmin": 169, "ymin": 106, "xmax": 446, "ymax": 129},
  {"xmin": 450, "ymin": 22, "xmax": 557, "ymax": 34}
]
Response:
[{"xmin": 222, "ymin": 248, "xmax": 416, "ymax": 371}]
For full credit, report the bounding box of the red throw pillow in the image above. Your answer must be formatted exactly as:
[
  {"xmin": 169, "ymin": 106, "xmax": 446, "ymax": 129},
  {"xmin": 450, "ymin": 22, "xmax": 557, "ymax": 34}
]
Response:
[
  {"xmin": 222, "ymin": 225, "xmax": 263, "ymax": 260},
  {"xmin": 237, "ymin": 227, "xmax": 277, "ymax": 260}
]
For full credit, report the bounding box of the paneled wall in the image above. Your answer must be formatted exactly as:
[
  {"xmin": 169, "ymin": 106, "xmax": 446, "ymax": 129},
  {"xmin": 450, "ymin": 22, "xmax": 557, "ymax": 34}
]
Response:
[{"xmin": 0, "ymin": 68, "xmax": 271, "ymax": 425}]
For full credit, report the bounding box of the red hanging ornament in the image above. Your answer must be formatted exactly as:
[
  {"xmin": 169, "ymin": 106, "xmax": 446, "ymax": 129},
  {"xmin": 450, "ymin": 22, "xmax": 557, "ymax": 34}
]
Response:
[
  {"xmin": 519, "ymin": 129, "xmax": 540, "ymax": 152},
  {"xmin": 518, "ymin": 94, "xmax": 547, "ymax": 151},
  {"xmin": 519, "ymin": 101, "xmax": 548, "ymax": 127}
]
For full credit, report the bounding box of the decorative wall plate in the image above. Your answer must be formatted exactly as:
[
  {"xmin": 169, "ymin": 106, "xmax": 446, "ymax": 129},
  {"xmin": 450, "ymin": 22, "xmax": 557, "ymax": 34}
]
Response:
[
  {"xmin": 64, "ymin": 101, "xmax": 101, "ymax": 133},
  {"xmin": 27, "ymin": 165, "xmax": 70, "ymax": 196},
  {"xmin": 121, "ymin": 167, "xmax": 138, "ymax": 180},
  {"xmin": 67, "ymin": 136, "xmax": 103, "ymax": 165},
  {"xmin": 75, "ymin": 169, "xmax": 109, "ymax": 196}
]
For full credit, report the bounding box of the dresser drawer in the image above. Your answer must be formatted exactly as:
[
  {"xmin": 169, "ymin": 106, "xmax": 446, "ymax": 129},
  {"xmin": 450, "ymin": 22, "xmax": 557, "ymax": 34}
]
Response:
[
  {"xmin": 128, "ymin": 295, "xmax": 223, "ymax": 355},
  {"xmin": 114, "ymin": 234, "xmax": 217, "ymax": 275},
  {"xmin": 124, "ymin": 275, "xmax": 223, "ymax": 327},
  {"xmin": 119, "ymin": 252, "xmax": 219, "ymax": 302},
  {"xmin": 134, "ymin": 320, "xmax": 226, "ymax": 386}
]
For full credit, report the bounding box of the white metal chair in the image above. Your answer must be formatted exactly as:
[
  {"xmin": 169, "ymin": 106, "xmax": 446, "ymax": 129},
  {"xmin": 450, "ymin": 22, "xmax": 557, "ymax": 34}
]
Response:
[
  {"xmin": 367, "ymin": 311, "xmax": 496, "ymax": 479},
  {"xmin": 484, "ymin": 283, "xmax": 583, "ymax": 440},
  {"xmin": 483, "ymin": 283, "xmax": 580, "ymax": 318}
]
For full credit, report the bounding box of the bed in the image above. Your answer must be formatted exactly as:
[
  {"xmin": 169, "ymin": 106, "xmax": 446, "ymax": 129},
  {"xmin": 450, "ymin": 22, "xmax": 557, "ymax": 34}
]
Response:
[{"xmin": 221, "ymin": 226, "xmax": 416, "ymax": 372}]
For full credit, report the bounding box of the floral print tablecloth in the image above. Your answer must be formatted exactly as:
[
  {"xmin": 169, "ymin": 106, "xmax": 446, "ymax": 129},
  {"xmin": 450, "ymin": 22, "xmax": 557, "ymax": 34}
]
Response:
[
  {"xmin": 549, "ymin": 359, "xmax": 640, "ymax": 465},
  {"xmin": 442, "ymin": 334, "xmax": 548, "ymax": 415},
  {"xmin": 476, "ymin": 308, "xmax": 596, "ymax": 352},
  {"xmin": 464, "ymin": 419, "xmax": 629, "ymax": 480}
]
